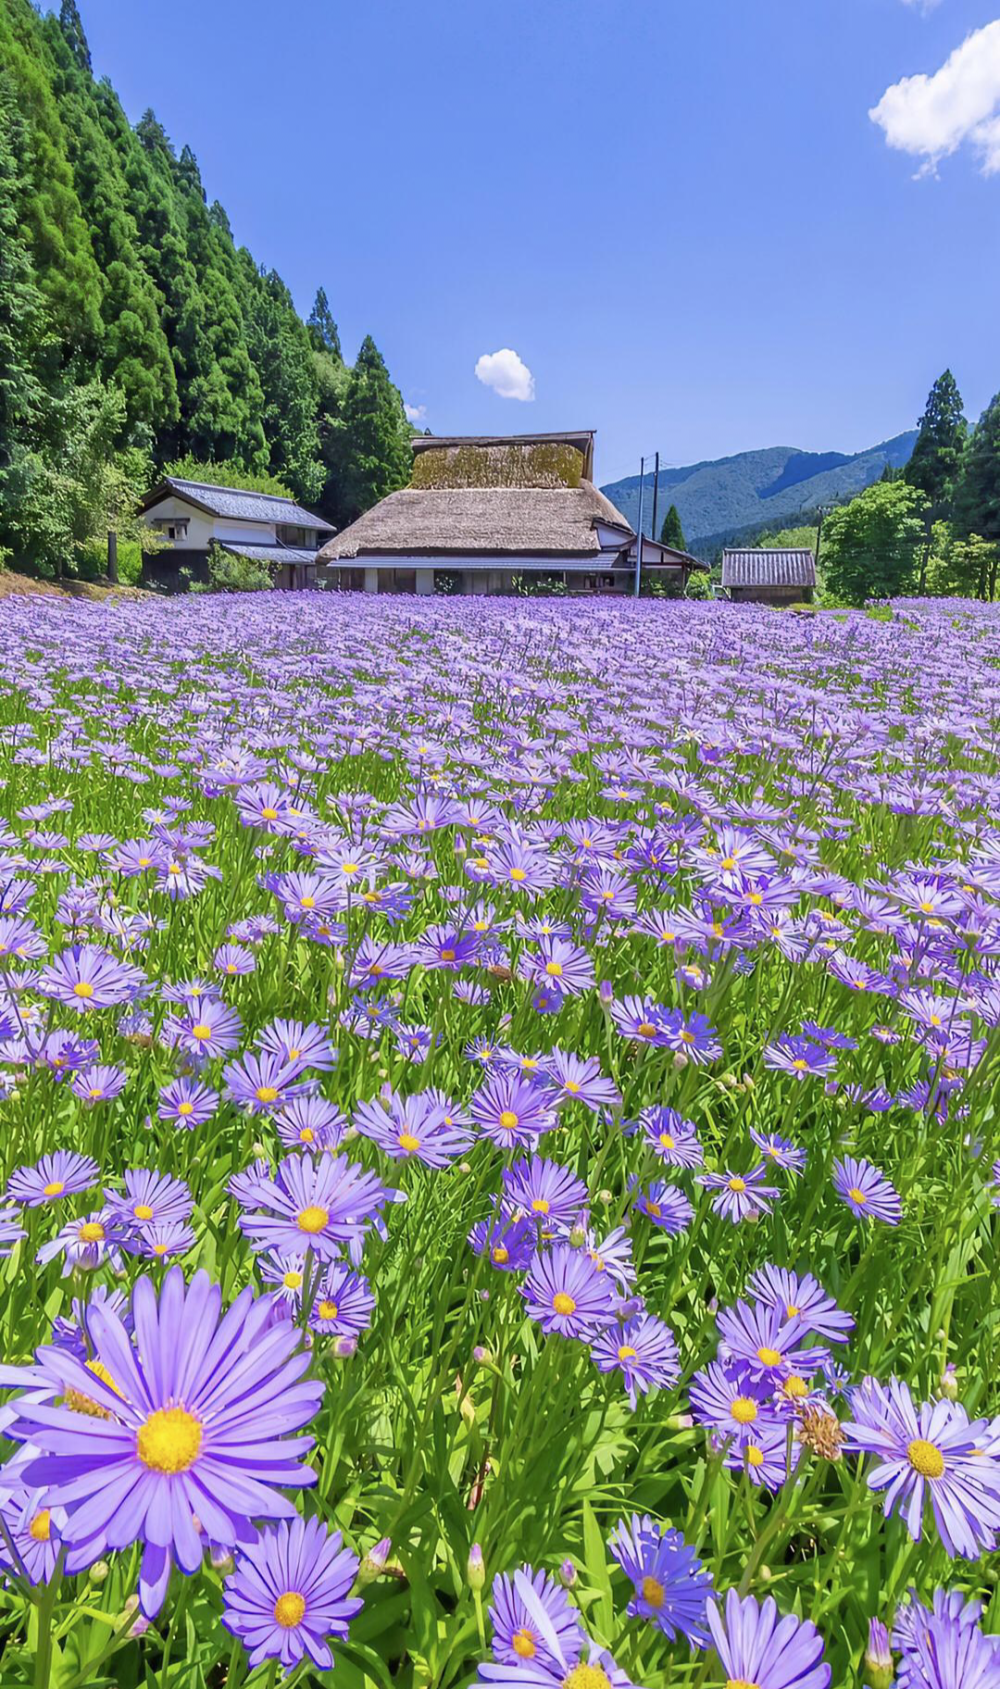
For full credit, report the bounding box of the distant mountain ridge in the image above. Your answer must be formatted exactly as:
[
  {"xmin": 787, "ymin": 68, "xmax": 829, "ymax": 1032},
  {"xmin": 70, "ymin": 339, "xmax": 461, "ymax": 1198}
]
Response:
[{"xmin": 601, "ymin": 432, "xmax": 918, "ymax": 554}]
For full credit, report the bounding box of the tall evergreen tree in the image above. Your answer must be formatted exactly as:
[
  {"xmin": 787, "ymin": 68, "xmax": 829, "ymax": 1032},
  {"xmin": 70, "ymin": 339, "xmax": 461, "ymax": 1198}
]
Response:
[
  {"xmin": 332, "ymin": 335, "xmax": 411, "ymax": 523},
  {"xmin": 905, "ymin": 370, "xmax": 966, "ymax": 513},
  {"xmin": 57, "ymin": 0, "xmax": 90, "ymax": 70},
  {"xmin": 307, "ymin": 287, "xmax": 341, "ymax": 359},
  {"xmin": 0, "ymin": 71, "xmax": 48, "ymax": 480},
  {"xmin": 245, "ymin": 266, "xmax": 321, "ymax": 502},
  {"xmin": 659, "ymin": 503, "xmax": 686, "ymax": 550},
  {"xmin": 956, "ymin": 392, "xmax": 1000, "ymax": 599}
]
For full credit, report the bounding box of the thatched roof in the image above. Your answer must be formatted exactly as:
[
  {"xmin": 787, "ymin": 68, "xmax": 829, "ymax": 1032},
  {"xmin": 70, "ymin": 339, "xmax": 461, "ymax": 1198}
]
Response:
[
  {"xmin": 317, "ymin": 482, "xmax": 634, "ymax": 561},
  {"xmin": 722, "ymin": 549, "xmax": 816, "ymax": 588},
  {"xmin": 411, "ymin": 430, "xmax": 595, "ymax": 479}
]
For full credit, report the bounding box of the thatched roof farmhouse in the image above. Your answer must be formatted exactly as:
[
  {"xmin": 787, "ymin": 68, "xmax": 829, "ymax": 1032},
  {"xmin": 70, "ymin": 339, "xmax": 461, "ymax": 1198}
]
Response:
[{"xmin": 318, "ymin": 431, "xmax": 705, "ymax": 595}]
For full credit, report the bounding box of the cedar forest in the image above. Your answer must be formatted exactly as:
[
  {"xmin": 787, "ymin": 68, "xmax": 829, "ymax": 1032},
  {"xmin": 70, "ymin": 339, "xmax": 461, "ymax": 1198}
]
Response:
[{"xmin": 0, "ymin": 0, "xmax": 413, "ymax": 580}]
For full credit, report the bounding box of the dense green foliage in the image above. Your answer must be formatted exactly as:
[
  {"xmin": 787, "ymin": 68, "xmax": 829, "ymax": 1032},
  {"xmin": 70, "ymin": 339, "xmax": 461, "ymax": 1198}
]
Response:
[
  {"xmin": 658, "ymin": 503, "xmax": 686, "ymax": 550},
  {"xmin": 0, "ymin": 0, "xmax": 411, "ymax": 574},
  {"xmin": 817, "ymin": 481, "xmax": 926, "ymax": 604}
]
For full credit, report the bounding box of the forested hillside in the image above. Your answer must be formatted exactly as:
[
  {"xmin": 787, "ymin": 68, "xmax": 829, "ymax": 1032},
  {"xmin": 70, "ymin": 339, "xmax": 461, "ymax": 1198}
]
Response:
[{"xmin": 0, "ymin": 0, "xmax": 412, "ymax": 573}]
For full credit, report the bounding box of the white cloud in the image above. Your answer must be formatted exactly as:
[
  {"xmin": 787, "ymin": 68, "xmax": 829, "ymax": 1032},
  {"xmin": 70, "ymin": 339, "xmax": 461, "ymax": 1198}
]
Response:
[
  {"xmin": 474, "ymin": 347, "xmax": 535, "ymax": 402},
  {"xmin": 870, "ymin": 20, "xmax": 1000, "ymax": 176},
  {"xmin": 404, "ymin": 402, "xmax": 427, "ymax": 423}
]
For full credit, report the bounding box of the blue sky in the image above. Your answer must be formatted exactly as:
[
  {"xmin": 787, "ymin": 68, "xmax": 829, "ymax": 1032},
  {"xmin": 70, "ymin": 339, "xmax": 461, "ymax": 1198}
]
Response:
[{"xmin": 80, "ymin": 0, "xmax": 1000, "ymax": 484}]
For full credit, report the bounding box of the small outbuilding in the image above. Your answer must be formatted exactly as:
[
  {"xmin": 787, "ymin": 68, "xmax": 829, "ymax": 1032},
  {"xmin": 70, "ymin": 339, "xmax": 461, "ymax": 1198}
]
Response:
[
  {"xmin": 721, "ymin": 548, "xmax": 816, "ymax": 605},
  {"xmin": 317, "ymin": 431, "xmax": 706, "ymax": 595},
  {"xmin": 139, "ymin": 477, "xmax": 335, "ymax": 592}
]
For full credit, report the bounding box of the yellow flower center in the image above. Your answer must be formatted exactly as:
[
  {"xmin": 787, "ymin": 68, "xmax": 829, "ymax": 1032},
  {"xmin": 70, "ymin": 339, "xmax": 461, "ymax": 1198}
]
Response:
[
  {"xmin": 731, "ymin": 1396, "xmax": 758, "ymax": 1424},
  {"xmin": 728, "ymin": 1177, "xmax": 746, "ymax": 1192},
  {"xmin": 398, "ymin": 1133, "xmax": 421, "ymax": 1152},
  {"xmin": 491, "ymin": 1247, "xmax": 509, "ymax": 1264},
  {"xmin": 907, "ymin": 1438, "xmax": 945, "ymax": 1479},
  {"xmin": 848, "ymin": 1187, "xmax": 867, "ymax": 1204},
  {"xmin": 658, "ymin": 1133, "xmax": 675, "ymax": 1150},
  {"xmin": 87, "ymin": 1087, "xmax": 104, "ymax": 1099},
  {"xmin": 552, "ymin": 1292, "xmax": 577, "ymax": 1316},
  {"xmin": 545, "ymin": 961, "xmax": 563, "ymax": 977},
  {"xmin": 78, "ymin": 1222, "xmax": 105, "ymax": 1243},
  {"xmin": 136, "ymin": 1406, "xmax": 202, "ymax": 1473},
  {"xmin": 299, "ymin": 1127, "xmax": 314, "ymax": 1143},
  {"xmin": 297, "ymin": 1205, "xmax": 329, "ymax": 1234},
  {"xmin": 72, "ymin": 982, "xmax": 94, "ymax": 999},
  {"xmin": 563, "ymin": 1668, "xmax": 612, "ymax": 1689},
  {"xmin": 300, "ymin": 896, "xmax": 316, "ymax": 910},
  {"xmin": 786, "ymin": 1303, "xmax": 800, "ymax": 1317},
  {"xmin": 499, "ymin": 1110, "xmax": 518, "ymax": 1131},
  {"xmin": 727, "ymin": 1681, "xmax": 763, "ymax": 1689},
  {"xmin": 782, "ymin": 1374, "xmax": 809, "ymax": 1399},
  {"xmin": 283, "ymin": 1271, "xmax": 303, "ymax": 1290},
  {"xmin": 513, "ymin": 1628, "xmax": 537, "ymax": 1658},
  {"xmin": 641, "ymin": 1575, "xmax": 665, "ymax": 1609},
  {"xmin": 29, "ymin": 1509, "xmax": 51, "ymax": 1542},
  {"xmin": 261, "ymin": 807, "xmax": 279, "ymax": 821},
  {"xmin": 531, "ymin": 1198, "xmax": 550, "ymax": 1214},
  {"xmin": 273, "ymin": 1591, "xmax": 305, "ymax": 1628},
  {"xmin": 255, "ymin": 1086, "xmax": 279, "ymax": 1104},
  {"xmin": 177, "ymin": 1102, "xmax": 194, "ymax": 1116},
  {"xmin": 509, "ymin": 867, "xmax": 527, "ymax": 882},
  {"xmin": 756, "ymin": 1346, "xmax": 782, "ymax": 1367},
  {"xmin": 747, "ymin": 1445, "xmax": 765, "ymax": 1467},
  {"xmin": 638, "ymin": 1021, "xmax": 658, "ymax": 1037},
  {"xmin": 42, "ymin": 1181, "xmax": 65, "ymax": 1197},
  {"xmin": 791, "ymin": 1058, "xmax": 809, "ymax": 1071},
  {"xmin": 191, "ymin": 1023, "xmax": 212, "ymax": 1041},
  {"xmin": 133, "ymin": 1204, "xmax": 154, "ymax": 1221},
  {"xmin": 617, "ymin": 1345, "xmax": 638, "ymax": 1361},
  {"xmin": 317, "ymin": 1299, "xmax": 339, "ymax": 1320}
]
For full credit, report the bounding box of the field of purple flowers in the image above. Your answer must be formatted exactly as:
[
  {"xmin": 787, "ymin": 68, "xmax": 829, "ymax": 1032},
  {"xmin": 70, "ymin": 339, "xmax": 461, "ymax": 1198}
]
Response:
[{"xmin": 0, "ymin": 590, "xmax": 997, "ymax": 1689}]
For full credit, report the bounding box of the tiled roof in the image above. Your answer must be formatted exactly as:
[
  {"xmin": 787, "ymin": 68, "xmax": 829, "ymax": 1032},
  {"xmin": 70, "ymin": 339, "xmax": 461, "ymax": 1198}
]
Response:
[
  {"xmin": 144, "ymin": 478, "xmax": 333, "ymax": 531},
  {"xmin": 220, "ymin": 545, "xmax": 320, "ymax": 566},
  {"xmin": 721, "ymin": 548, "xmax": 816, "ymax": 588}
]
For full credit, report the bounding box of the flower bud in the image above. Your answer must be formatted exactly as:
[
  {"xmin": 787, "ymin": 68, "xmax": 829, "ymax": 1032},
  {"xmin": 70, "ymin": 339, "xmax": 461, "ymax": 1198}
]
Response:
[
  {"xmin": 558, "ymin": 1559, "xmax": 577, "ymax": 1588},
  {"xmin": 598, "ymin": 981, "xmax": 615, "ymax": 1007},
  {"xmin": 88, "ymin": 1561, "xmax": 109, "ymax": 1584},
  {"xmin": 210, "ymin": 1548, "xmax": 235, "ymax": 1575},
  {"xmin": 939, "ymin": 1362, "xmax": 959, "ymax": 1401},
  {"xmin": 568, "ymin": 1224, "xmax": 586, "ymax": 1248},
  {"xmin": 597, "ymin": 1188, "xmax": 613, "ymax": 1206},
  {"xmin": 467, "ymin": 1543, "xmax": 485, "ymax": 1591},
  {"xmin": 864, "ymin": 1618, "xmax": 894, "ymax": 1689},
  {"xmin": 672, "ymin": 1051, "xmax": 688, "ymax": 1070},
  {"xmin": 473, "ymin": 1346, "xmax": 491, "ymax": 1364},
  {"xmin": 334, "ymin": 1335, "xmax": 357, "ymax": 1359},
  {"xmin": 357, "ymin": 1538, "xmax": 391, "ymax": 1587}
]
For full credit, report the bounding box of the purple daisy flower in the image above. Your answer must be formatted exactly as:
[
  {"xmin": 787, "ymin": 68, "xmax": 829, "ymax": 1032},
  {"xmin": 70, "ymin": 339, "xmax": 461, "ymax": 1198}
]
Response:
[
  {"xmin": 468, "ymin": 1202, "xmax": 537, "ymax": 1272},
  {"xmin": 707, "ymin": 1589, "xmax": 830, "ymax": 1689},
  {"xmin": 214, "ymin": 943, "xmax": 256, "ymax": 978},
  {"xmin": 471, "ymin": 1072, "xmax": 559, "ymax": 1151},
  {"xmin": 689, "ymin": 1360, "xmax": 778, "ymax": 1445},
  {"xmin": 69, "ymin": 1063, "xmax": 127, "ymax": 1106},
  {"xmin": 631, "ymin": 1181, "xmax": 694, "ymax": 1234},
  {"xmin": 905, "ymin": 1614, "xmax": 1000, "ymax": 1689},
  {"xmin": 608, "ymin": 1514, "xmax": 714, "ymax": 1644},
  {"xmin": 157, "ymin": 1076, "xmax": 219, "ymax": 1130},
  {"xmin": 609, "ymin": 995, "xmax": 673, "ymax": 1045},
  {"xmin": 7, "ymin": 1150, "xmax": 99, "ymax": 1208},
  {"xmin": 0, "ymin": 1207, "xmax": 25, "ymax": 1255},
  {"xmin": 223, "ymin": 1050, "xmax": 311, "ymax": 1116},
  {"xmin": 163, "ymin": 995, "xmax": 243, "ymax": 1060},
  {"xmin": 36, "ymin": 1209, "xmax": 124, "ymax": 1275},
  {"xmin": 354, "ymin": 1089, "xmax": 474, "ymax": 1166},
  {"xmin": 308, "ymin": 1262, "xmax": 376, "ymax": 1341},
  {"xmin": 523, "ymin": 936, "xmax": 596, "ymax": 998},
  {"xmin": 237, "ymin": 1152, "xmax": 392, "ymax": 1262},
  {"xmin": 274, "ymin": 1094, "xmax": 348, "ymax": 1152},
  {"xmin": 638, "ymin": 1106, "xmax": 704, "ymax": 1169},
  {"xmin": 257, "ymin": 1018, "xmax": 338, "ymax": 1073},
  {"xmin": 120, "ymin": 1220, "xmax": 197, "ymax": 1260},
  {"xmin": 479, "ymin": 1567, "xmax": 634, "ymax": 1688},
  {"xmin": 833, "ymin": 1156, "xmax": 902, "ymax": 1225},
  {"xmin": 0, "ymin": 1268, "xmax": 324, "ymax": 1617},
  {"xmin": 747, "ymin": 1265, "xmax": 855, "ymax": 1344},
  {"xmin": 749, "ymin": 1127, "xmax": 807, "ymax": 1174},
  {"xmin": 104, "ymin": 1169, "xmax": 194, "ymax": 1232},
  {"xmin": 700, "ymin": 1164, "xmax": 780, "ymax": 1223},
  {"xmin": 221, "ymin": 1515, "xmax": 362, "ymax": 1672},
  {"xmin": 488, "ymin": 1564, "xmax": 583, "ymax": 1673},
  {"xmin": 724, "ymin": 1419, "xmax": 804, "ymax": 1490},
  {"xmin": 591, "ymin": 1312, "xmax": 680, "ymax": 1408},
  {"xmin": 521, "ymin": 1244, "xmax": 616, "ymax": 1339},
  {"xmin": 716, "ymin": 1300, "xmax": 828, "ymax": 1382},
  {"xmin": 764, "ymin": 1036, "xmax": 837, "ymax": 1081},
  {"xmin": 502, "ymin": 1158, "xmax": 589, "ymax": 1231},
  {"xmin": 545, "ymin": 1048, "xmax": 621, "ymax": 1112},
  {"xmin": 843, "ymin": 1377, "xmax": 1000, "ymax": 1558},
  {"xmin": 37, "ymin": 944, "xmax": 146, "ymax": 1012}
]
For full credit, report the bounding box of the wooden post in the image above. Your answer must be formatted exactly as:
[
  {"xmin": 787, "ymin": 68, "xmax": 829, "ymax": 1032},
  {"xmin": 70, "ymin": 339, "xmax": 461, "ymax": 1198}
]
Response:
[{"xmin": 107, "ymin": 530, "xmax": 118, "ymax": 584}]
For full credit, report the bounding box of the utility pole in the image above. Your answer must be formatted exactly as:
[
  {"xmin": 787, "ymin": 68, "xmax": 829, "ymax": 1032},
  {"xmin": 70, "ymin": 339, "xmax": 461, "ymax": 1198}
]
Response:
[
  {"xmin": 633, "ymin": 457, "xmax": 646, "ymax": 598},
  {"xmin": 650, "ymin": 450, "xmax": 660, "ymax": 549}
]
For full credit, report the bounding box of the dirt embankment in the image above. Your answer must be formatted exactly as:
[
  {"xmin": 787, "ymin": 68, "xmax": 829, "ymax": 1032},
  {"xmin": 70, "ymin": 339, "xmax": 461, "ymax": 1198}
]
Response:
[{"xmin": 0, "ymin": 569, "xmax": 145, "ymax": 602}]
